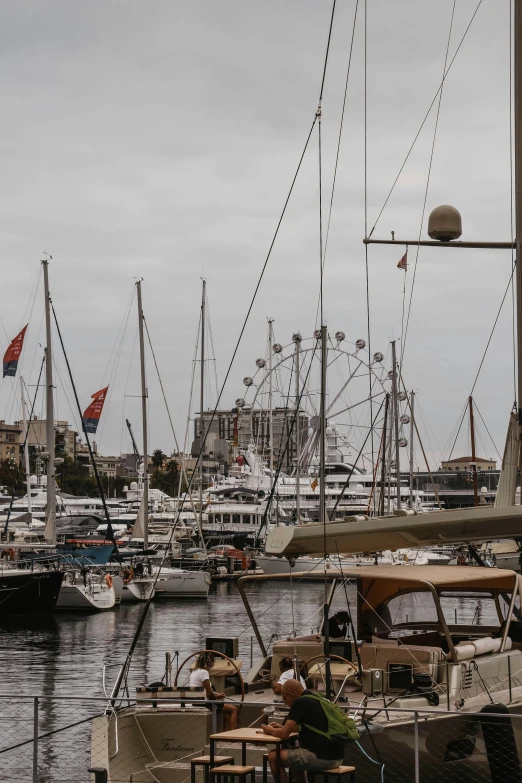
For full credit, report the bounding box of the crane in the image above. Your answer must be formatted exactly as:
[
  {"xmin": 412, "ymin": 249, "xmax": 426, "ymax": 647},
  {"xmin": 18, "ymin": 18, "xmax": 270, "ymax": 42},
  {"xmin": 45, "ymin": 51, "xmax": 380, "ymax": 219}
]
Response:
[{"xmin": 126, "ymin": 418, "xmax": 141, "ymax": 472}]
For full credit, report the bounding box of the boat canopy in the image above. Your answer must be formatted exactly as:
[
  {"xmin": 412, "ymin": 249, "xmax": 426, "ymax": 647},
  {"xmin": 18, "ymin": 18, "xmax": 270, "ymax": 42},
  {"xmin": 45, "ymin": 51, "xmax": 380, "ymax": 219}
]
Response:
[
  {"xmin": 237, "ymin": 565, "xmax": 519, "ymax": 656},
  {"xmin": 339, "ymin": 565, "xmax": 518, "ymax": 608},
  {"xmin": 265, "ymin": 507, "xmax": 522, "ymax": 556}
]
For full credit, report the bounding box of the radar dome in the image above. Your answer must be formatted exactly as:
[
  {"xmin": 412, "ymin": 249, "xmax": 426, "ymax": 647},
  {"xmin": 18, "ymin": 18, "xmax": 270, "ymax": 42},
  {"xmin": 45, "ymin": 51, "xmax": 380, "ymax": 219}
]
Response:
[
  {"xmin": 428, "ymin": 205, "xmax": 462, "ymax": 242},
  {"xmin": 130, "ymin": 481, "xmax": 138, "ymax": 490}
]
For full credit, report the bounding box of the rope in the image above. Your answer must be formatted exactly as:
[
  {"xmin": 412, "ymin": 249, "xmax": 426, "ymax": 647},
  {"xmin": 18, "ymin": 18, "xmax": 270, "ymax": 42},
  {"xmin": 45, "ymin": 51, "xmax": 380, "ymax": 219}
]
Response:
[
  {"xmin": 363, "ymin": 0, "xmax": 376, "ymax": 486},
  {"xmin": 142, "ymin": 318, "xmax": 202, "ymax": 536},
  {"xmin": 367, "ymin": 0, "xmax": 485, "ymax": 238},
  {"xmin": 473, "ymin": 400, "xmax": 503, "ymax": 462},
  {"xmin": 179, "ymin": 306, "xmax": 201, "ymax": 495},
  {"xmin": 318, "ymin": 0, "xmax": 337, "ymax": 326},
  {"xmin": 400, "ymin": 0, "xmax": 456, "ymax": 370},
  {"xmin": 447, "ymin": 400, "xmax": 469, "ymax": 463},
  {"xmin": 469, "ymin": 261, "xmax": 516, "ymax": 397},
  {"xmin": 315, "ymin": 0, "xmax": 360, "ymax": 332},
  {"xmin": 509, "ymin": 0, "xmax": 516, "ymax": 406}
]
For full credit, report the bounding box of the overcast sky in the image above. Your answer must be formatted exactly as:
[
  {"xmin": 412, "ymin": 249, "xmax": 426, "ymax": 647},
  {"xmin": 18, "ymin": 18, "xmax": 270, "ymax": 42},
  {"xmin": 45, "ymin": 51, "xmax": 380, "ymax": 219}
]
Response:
[{"xmin": 0, "ymin": 0, "xmax": 516, "ymax": 472}]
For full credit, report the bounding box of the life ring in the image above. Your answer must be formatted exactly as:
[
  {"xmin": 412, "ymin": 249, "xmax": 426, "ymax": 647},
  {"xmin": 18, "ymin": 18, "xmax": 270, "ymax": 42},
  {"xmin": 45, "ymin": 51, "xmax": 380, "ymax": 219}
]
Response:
[{"xmin": 105, "ymin": 574, "xmax": 113, "ymax": 588}]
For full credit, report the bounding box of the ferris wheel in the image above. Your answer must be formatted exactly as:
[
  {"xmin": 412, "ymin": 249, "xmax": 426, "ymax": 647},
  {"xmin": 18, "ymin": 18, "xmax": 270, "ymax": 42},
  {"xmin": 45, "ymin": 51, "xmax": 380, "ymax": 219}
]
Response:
[{"xmin": 235, "ymin": 328, "xmax": 398, "ymax": 475}]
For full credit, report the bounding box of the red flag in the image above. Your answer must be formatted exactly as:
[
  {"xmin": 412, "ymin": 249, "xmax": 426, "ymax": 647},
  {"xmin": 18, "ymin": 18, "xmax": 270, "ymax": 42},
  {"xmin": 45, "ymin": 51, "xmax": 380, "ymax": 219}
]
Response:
[
  {"xmin": 82, "ymin": 387, "xmax": 109, "ymax": 434},
  {"xmin": 397, "ymin": 252, "xmax": 408, "ymax": 271},
  {"xmin": 3, "ymin": 325, "xmax": 28, "ymax": 377}
]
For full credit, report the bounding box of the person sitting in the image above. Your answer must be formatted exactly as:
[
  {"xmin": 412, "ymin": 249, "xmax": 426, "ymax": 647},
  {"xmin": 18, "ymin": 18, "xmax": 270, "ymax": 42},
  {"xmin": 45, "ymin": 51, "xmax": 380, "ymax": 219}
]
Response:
[
  {"xmin": 189, "ymin": 652, "xmax": 238, "ymax": 730},
  {"xmin": 262, "ymin": 680, "xmax": 346, "ymax": 783},
  {"xmin": 328, "ymin": 611, "xmax": 350, "ymax": 639},
  {"xmin": 273, "ymin": 657, "xmax": 306, "ymax": 695}
]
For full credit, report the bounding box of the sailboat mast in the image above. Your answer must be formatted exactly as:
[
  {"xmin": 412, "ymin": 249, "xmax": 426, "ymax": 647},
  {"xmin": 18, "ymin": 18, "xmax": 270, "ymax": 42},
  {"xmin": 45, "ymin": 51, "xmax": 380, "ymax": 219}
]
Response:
[
  {"xmin": 136, "ymin": 280, "xmax": 149, "ymax": 550},
  {"xmin": 379, "ymin": 393, "xmax": 390, "ymax": 516},
  {"xmin": 469, "ymin": 395, "xmax": 479, "ymax": 507},
  {"xmin": 515, "ymin": 3, "xmax": 522, "ymax": 441},
  {"xmin": 199, "ymin": 279, "xmax": 206, "ymax": 531},
  {"xmin": 391, "ymin": 341, "xmax": 402, "ymax": 510},
  {"xmin": 268, "ymin": 319, "xmax": 274, "ymax": 478},
  {"xmin": 20, "ymin": 377, "xmax": 31, "ymax": 515},
  {"xmin": 42, "ymin": 260, "xmax": 56, "ymax": 546},
  {"xmin": 319, "ymin": 325, "xmax": 327, "ymax": 527},
  {"xmin": 295, "ymin": 333, "xmax": 301, "ymax": 522},
  {"xmin": 409, "ymin": 391, "xmax": 415, "ymax": 509}
]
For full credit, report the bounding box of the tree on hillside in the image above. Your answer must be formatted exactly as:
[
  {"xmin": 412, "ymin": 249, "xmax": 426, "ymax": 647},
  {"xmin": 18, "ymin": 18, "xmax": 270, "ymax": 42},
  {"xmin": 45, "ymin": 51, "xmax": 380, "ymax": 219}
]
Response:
[
  {"xmin": 152, "ymin": 449, "xmax": 166, "ymax": 484},
  {"xmin": 153, "ymin": 458, "xmax": 180, "ymax": 496}
]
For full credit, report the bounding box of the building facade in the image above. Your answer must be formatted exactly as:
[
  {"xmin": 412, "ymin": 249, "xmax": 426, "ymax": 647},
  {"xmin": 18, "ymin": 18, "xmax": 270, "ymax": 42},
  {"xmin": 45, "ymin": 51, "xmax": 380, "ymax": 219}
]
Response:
[
  {"xmin": 440, "ymin": 456, "xmax": 496, "ymax": 471},
  {"xmin": 25, "ymin": 417, "xmax": 77, "ymax": 459},
  {"xmin": 194, "ymin": 407, "xmax": 309, "ymax": 474},
  {"xmin": 0, "ymin": 421, "xmax": 22, "ymax": 463}
]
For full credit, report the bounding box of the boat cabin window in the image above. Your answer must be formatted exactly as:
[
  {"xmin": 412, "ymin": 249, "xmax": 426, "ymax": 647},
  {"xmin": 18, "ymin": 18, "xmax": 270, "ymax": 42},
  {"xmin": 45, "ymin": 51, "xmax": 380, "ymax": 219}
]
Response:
[
  {"xmin": 222, "ymin": 514, "xmax": 230, "ymax": 524},
  {"xmin": 233, "ymin": 514, "xmax": 240, "ymax": 525},
  {"xmin": 365, "ymin": 589, "xmax": 505, "ymax": 643}
]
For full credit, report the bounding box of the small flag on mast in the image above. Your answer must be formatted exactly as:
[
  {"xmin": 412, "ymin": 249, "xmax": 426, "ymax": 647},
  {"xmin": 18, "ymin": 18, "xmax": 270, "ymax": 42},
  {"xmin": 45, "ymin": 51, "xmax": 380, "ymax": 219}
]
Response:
[
  {"xmin": 82, "ymin": 387, "xmax": 109, "ymax": 434},
  {"xmin": 397, "ymin": 251, "xmax": 408, "ymax": 271},
  {"xmin": 3, "ymin": 325, "xmax": 28, "ymax": 378}
]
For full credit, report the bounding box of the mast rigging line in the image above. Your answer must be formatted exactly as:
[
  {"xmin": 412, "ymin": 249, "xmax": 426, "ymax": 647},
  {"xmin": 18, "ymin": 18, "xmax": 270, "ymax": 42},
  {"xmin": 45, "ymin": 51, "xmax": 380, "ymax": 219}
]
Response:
[
  {"xmin": 445, "ymin": 257, "xmax": 517, "ymax": 463},
  {"xmin": 50, "ymin": 303, "xmax": 118, "ymax": 552},
  {"xmin": 469, "ymin": 260, "xmax": 516, "ymax": 398},
  {"xmin": 255, "ymin": 341, "xmax": 319, "ymax": 544},
  {"xmin": 141, "ymin": 317, "xmax": 202, "ymax": 536},
  {"xmin": 3, "ymin": 355, "xmax": 45, "ymax": 536},
  {"xmin": 97, "ymin": 285, "xmax": 136, "ymax": 448},
  {"xmin": 510, "ymin": 0, "xmax": 517, "ymax": 405},
  {"xmin": 2, "ymin": 267, "xmax": 43, "ymax": 424},
  {"xmin": 120, "ymin": 323, "xmax": 139, "ymax": 456},
  {"xmin": 321, "ymin": 0, "xmax": 360, "ymax": 278},
  {"xmin": 330, "ymin": 396, "xmax": 385, "ymax": 518},
  {"xmin": 367, "ymin": 0, "xmax": 485, "ymax": 240},
  {"xmin": 363, "ymin": 0, "xmax": 375, "ymax": 482},
  {"xmin": 108, "ymin": 8, "xmax": 362, "ymax": 701},
  {"xmin": 180, "ymin": 307, "xmax": 201, "ymax": 494},
  {"xmin": 400, "ymin": 0, "xmax": 456, "ymax": 371},
  {"xmin": 473, "ymin": 399, "xmax": 503, "ymax": 462},
  {"xmin": 174, "ymin": 114, "xmax": 318, "ymax": 521}
]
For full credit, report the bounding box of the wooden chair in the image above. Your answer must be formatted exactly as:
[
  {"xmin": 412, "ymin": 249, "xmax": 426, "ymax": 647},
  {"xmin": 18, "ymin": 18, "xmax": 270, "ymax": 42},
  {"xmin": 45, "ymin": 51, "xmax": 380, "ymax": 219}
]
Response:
[
  {"xmin": 211, "ymin": 764, "xmax": 256, "ymax": 783},
  {"xmin": 191, "ymin": 755, "xmax": 234, "ymax": 783},
  {"xmin": 307, "ymin": 766, "xmax": 356, "ymax": 783},
  {"xmin": 262, "ymin": 753, "xmax": 294, "ymax": 783}
]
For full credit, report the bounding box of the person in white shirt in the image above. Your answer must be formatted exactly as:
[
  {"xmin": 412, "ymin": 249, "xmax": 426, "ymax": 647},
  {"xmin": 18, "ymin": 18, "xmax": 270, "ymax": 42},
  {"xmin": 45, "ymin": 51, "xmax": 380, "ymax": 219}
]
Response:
[
  {"xmin": 273, "ymin": 657, "xmax": 306, "ymax": 695},
  {"xmin": 189, "ymin": 652, "xmax": 238, "ymax": 729}
]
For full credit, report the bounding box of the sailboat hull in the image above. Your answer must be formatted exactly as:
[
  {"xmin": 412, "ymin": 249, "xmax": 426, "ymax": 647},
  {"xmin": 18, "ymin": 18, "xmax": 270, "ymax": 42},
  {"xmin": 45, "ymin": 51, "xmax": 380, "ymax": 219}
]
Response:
[
  {"xmin": 92, "ymin": 701, "xmax": 522, "ymax": 783},
  {"xmin": 56, "ymin": 582, "xmax": 116, "ymax": 611},
  {"xmin": 0, "ymin": 570, "xmax": 63, "ymax": 615}
]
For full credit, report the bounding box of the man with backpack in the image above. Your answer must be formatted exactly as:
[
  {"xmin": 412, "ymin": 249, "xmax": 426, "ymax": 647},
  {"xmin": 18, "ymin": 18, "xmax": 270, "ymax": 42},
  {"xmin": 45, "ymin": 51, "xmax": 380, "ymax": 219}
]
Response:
[{"xmin": 262, "ymin": 679, "xmax": 359, "ymax": 783}]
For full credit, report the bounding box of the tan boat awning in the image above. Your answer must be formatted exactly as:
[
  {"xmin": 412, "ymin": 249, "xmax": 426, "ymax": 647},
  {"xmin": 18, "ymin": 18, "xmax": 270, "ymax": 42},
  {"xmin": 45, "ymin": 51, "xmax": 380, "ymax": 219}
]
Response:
[{"xmin": 265, "ymin": 506, "xmax": 522, "ymax": 557}]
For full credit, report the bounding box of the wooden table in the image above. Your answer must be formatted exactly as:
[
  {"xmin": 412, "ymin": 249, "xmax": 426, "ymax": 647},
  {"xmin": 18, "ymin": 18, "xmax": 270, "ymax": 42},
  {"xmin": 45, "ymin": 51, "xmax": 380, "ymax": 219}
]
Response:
[{"xmin": 209, "ymin": 727, "xmax": 298, "ymax": 783}]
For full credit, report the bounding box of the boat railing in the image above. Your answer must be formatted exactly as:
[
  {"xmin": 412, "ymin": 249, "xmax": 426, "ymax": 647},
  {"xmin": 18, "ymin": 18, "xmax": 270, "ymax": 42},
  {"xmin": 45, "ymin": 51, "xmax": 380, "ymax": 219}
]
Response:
[{"xmin": 1, "ymin": 693, "xmax": 522, "ymax": 783}]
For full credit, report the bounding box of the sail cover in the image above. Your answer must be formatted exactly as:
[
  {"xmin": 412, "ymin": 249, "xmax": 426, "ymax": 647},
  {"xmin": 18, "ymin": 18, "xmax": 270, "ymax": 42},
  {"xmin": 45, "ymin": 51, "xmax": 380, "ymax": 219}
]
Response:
[
  {"xmin": 82, "ymin": 387, "xmax": 108, "ymax": 434},
  {"xmin": 132, "ymin": 494, "xmax": 145, "ymax": 539},
  {"xmin": 3, "ymin": 325, "xmax": 28, "ymax": 377},
  {"xmin": 494, "ymin": 411, "xmax": 519, "ymax": 508}
]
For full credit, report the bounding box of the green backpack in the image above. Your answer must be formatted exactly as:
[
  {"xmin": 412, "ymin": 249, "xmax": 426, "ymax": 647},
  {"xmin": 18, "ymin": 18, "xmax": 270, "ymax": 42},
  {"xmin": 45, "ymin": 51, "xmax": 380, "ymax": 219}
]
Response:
[{"xmin": 300, "ymin": 693, "xmax": 360, "ymax": 743}]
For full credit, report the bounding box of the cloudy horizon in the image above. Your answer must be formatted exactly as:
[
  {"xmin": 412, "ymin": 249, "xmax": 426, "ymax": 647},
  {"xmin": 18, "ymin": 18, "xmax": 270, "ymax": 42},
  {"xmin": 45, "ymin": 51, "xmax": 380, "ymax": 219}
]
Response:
[{"xmin": 0, "ymin": 0, "xmax": 516, "ymax": 475}]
